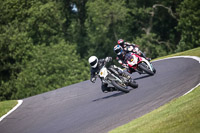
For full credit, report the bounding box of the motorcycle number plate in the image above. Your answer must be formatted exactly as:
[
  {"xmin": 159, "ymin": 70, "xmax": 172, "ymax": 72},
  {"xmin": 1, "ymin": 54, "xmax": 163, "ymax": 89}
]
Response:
[{"xmin": 99, "ymin": 67, "xmax": 108, "ymax": 78}]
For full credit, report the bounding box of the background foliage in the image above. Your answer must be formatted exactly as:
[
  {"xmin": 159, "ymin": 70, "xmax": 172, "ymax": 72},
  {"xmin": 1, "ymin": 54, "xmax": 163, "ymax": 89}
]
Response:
[{"xmin": 0, "ymin": 0, "xmax": 199, "ymax": 100}]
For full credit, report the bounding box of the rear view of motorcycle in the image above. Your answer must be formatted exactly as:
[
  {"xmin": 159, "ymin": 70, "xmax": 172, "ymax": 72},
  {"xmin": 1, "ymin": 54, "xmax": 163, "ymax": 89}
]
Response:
[{"xmin": 99, "ymin": 65, "xmax": 138, "ymax": 93}]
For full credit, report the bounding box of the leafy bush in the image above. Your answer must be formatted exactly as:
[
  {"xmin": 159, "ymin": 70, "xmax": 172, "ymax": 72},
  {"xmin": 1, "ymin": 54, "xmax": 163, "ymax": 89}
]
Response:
[{"xmin": 0, "ymin": 41, "xmax": 90, "ymax": 100}]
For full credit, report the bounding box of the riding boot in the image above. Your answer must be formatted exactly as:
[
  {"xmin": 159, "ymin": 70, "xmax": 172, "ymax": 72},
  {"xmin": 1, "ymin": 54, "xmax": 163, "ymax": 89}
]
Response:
[
  {"xmin": 108, "ymin": 87, "xmax": 117, "ymax": 92},
  {"xmin": 102, "ymin": 83, "xmax": 117, "ymax": 93}
]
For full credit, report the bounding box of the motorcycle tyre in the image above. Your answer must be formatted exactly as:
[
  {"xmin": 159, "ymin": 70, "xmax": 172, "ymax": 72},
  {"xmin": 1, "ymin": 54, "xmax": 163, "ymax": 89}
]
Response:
[
  {"xmin": 153, "ymin": 67, "xmax": 156, "ymax": 73},
  {"xmin": 139, "ymin": 63, "xmax": 154, "ymax": 75},
  {"xmin": 111, "ymin": 81, "xmax": 130, "ymax": 93}
]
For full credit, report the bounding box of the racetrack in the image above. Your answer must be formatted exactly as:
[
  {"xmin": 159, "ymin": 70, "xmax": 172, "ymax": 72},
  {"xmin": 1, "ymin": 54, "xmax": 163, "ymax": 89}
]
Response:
[{"xmin": 0, "ymin": 57, "xmax": 200, "ymax": 133}]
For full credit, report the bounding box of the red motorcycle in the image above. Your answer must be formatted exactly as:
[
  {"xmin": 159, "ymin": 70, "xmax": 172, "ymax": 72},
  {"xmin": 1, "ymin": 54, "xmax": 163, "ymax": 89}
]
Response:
[{"xmin": 125, "ymin": 52, "xmax": 156, "ymax": 75}]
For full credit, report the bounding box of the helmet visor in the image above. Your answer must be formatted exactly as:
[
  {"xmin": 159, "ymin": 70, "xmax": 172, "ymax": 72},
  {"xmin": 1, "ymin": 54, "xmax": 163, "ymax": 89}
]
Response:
[
  {"xmin": 115, "ymin": 48, "xmax": 121, "ymax": 54},
  {"xmin": 90, "ymin": 59, "xmax": 97, "ymax": 67}
]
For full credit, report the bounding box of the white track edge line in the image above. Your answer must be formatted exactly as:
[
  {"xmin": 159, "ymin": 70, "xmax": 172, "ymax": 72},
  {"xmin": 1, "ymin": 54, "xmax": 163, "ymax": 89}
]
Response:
[
  {"xmin": 153, "ymin": 55, "xmax": 200, "ymax": 96},
  {"xmin": 183, "ymin": 83, "xmax": 200, "ymax": 96},
  {"xmin": 153, "ymin": 55, "xmax": 200, "ymax": 63},
  {"xmin": 0, "ymin": 100, "xmax": 23, "ymax": 122}
]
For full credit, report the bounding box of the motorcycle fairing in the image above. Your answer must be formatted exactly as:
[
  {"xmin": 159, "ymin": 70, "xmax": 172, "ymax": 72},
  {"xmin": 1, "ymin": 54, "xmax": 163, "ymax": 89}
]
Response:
[{"xmin": 99, "ymin": 66, "xmax": 108, "ymax": 78}]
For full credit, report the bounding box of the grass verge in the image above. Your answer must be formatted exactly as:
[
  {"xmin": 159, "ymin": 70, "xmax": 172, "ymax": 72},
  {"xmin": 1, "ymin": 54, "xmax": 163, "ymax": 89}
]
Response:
[
  {"xmin": 0, "ymin": 100, "xmax": 18, "ymax": 118},
  {"xmin": 109, "ymin": 86, "xmax": 200, "ymax": 133},
  {"xmin": 153, "ymin": 47, "xmax": 200, "ymax": 61},
  {"xmin": 110, "ymin": 47, "xmax": 200, "ymax": 133}
]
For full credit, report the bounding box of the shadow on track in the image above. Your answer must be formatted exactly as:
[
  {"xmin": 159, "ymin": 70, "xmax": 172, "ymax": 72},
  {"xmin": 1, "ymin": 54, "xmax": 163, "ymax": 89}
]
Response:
[
  {"xmin": 134, "ymin": 75, "xmax": 152, "ymax": 80},
  {"xmin": 92, "ymin": 92, "xmax": 126, "ymax": 102}
]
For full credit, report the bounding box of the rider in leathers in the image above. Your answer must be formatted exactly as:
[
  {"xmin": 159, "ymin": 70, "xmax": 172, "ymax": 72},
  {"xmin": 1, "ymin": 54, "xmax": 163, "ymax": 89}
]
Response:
[
  {"xmin": 114, "ymin": 45, "xmax": 135, "ymax": 74},
  {"xmin": 113, "ymin": 45, "xmax": 127, "ymax": 67},
  {"xmin": 117, "ymin": 39, "xmax": 150, "ymax": 61},
  {"xmin": 88, "ymin": 56, "xmax": 127, "ymax": 93}
]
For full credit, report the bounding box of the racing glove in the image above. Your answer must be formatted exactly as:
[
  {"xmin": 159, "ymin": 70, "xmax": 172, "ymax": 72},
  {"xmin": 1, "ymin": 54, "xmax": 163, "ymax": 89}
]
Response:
[
  {"xmin": 91, "ymin": 77, "xmax": 96, "ymax": 83},
  {"xmin": 122, "ymin": 63, "xmax": 128, "ymax": 68},
  {"xmin": 105, "ymin": 57, "xmax": 112, "ymax": 62}
]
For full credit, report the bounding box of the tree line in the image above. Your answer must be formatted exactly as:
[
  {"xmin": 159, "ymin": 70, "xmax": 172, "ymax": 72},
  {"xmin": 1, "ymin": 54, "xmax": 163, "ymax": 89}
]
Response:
[{"xmin": 0, "ymin": 0, "xmax": 199, "ymax": 100}]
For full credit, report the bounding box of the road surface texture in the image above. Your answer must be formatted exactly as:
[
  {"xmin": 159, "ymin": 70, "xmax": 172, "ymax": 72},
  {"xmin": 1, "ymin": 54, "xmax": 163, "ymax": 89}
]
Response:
[{"xmin": 0, "ymin": 57, "xmax": 200, "ymax": 133}]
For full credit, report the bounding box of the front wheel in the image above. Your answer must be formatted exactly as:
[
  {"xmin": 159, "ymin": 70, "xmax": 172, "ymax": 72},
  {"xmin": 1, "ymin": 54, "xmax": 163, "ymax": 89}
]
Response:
[
  {"xmin": 111, "ymin": 81, "xmax": 129, "ymax": 93},
  {"xmin": 138, "ymin": 63, "xmax": 154, "ymax": 75},
  {"xmin": 153, "ymin": 67, "xmax": 156, "ymax": 73}
]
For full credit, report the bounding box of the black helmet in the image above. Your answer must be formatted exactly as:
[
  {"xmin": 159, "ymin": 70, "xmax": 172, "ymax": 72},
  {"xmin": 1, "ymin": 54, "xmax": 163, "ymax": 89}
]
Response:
[{"xmin": 117, "ymin": 39, "xmax": 125, "ymax": 47}]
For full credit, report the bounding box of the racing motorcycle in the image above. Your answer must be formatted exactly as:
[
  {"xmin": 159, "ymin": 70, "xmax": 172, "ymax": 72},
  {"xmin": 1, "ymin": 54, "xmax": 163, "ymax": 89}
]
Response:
[
  {"xmin": 98, "ymin": 65, "xmax": 138, "ymax": 93},
  {"xmin": 125, "ymin": 52, "xmax": 156, "ymax": 76}
]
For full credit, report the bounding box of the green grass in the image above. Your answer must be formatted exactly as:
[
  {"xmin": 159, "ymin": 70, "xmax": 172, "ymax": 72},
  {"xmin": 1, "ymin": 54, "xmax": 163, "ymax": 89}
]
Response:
[
  {"xmin": 110, "ymin": 47, "xmax": 200, "ymax": 133},
  {"xmin": 153, "ymin": 47, "xmax": 200, "ymax": 61},
  {"xmin": 109, "ymin": 86, "xmax": 200, "ymax": 133},
  {"xmin": 0, "ymin": 100, "xmax": 18, "ymax": 117}
]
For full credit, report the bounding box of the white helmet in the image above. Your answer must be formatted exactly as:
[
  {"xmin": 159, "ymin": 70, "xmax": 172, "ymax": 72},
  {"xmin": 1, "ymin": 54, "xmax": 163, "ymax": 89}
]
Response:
[{"xmin": 88, "ymin": 56, "xmax": 98, "ymax": 68}]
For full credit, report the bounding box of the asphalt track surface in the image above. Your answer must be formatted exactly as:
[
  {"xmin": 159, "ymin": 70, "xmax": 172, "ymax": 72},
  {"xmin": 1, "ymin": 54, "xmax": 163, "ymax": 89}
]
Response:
[{"xmin": 0, "ymin": 57, "xmax": 200, "ymax": 133}]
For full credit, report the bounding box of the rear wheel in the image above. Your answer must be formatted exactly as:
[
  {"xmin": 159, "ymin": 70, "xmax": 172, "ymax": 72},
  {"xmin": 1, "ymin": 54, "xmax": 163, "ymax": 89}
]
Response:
[
  {"xmin": 138, "ymin": 63, "xmax": 154, "ymax": 75},
  {"xmin": 111, "ymin": 81, "xmax": 129, "ymax": 93}
]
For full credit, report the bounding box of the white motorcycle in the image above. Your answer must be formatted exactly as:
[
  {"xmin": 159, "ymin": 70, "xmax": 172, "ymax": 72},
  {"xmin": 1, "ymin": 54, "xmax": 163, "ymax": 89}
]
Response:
[{"xmin": 98, "ymin": 65, "xmax": 138, "ymax": 93}]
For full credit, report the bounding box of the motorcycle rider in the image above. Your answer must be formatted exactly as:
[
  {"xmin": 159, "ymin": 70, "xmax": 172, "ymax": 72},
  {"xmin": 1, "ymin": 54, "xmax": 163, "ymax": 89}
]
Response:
[
  {"xmin": 88, "ymin": 56, "xmax": 128, "ymax": 93},
  {"xmin": 117, "ymin": 39, "xmax": 150, "ymax": 61},
  {"xmin": 114, "ymin": 45, "xmax": 135, "ymax": 74},
  {"xmin": 113, "ymin": 45, "xmax": 127, "ymax": 68}
]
